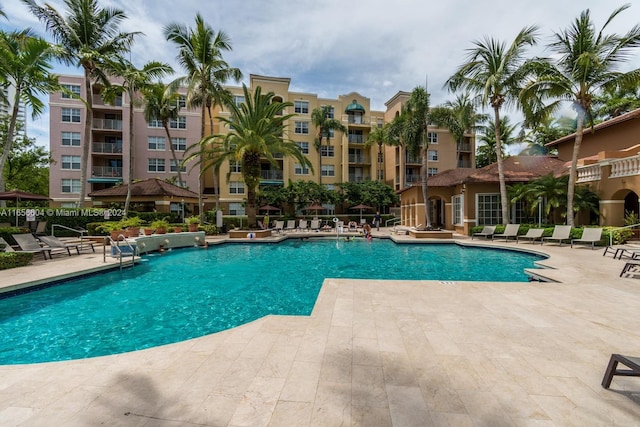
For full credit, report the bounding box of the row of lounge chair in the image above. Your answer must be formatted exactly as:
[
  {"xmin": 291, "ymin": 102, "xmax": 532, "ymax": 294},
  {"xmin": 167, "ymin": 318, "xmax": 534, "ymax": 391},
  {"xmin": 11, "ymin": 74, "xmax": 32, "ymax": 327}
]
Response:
[
  {"xmin": 273, "ymin": 219, "xmax": 328, "ymax": 233},
  {"xmin": 0, "ymin": 233, "xmax": 95, "ymax": 260},
  {"xmin": 472, "ymin": 224, "xmax": 603, "ymax": 248}
]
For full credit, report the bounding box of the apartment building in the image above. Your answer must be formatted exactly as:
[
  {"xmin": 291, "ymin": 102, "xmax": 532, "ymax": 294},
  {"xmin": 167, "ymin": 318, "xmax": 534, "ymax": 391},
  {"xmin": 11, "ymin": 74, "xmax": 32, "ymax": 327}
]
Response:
[
  {"xmin": 48, "ymin": 73, "xmax": 475, "ymax": 216},
  {"xmin": 49, "ymin": 75, "xmax": 201, "ymax": 211}
]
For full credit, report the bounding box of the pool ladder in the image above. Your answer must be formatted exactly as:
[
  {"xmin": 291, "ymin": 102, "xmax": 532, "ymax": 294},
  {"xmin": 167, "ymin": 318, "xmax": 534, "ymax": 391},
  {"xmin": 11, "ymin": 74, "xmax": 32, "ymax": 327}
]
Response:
[{"xmin": 103, "ymin": 234, "xmax": 136, "ymax": 271}]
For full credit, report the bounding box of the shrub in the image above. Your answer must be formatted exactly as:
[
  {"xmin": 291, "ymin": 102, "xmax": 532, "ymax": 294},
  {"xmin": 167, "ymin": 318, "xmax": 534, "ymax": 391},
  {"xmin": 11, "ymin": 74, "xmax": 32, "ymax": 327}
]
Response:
[{"xmin": 0, "ymin": 252, "xmax": 34, "ymax": 270}]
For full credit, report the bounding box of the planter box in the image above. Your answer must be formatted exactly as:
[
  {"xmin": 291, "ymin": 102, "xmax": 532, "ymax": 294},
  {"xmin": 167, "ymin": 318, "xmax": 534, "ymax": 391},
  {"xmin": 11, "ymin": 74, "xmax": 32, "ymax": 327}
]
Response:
[
  {"xmin": 409, "ymin": 230, "xmax": 453, "ymax": 239},
  {"xmin": 228, "ymin": 229, "xmax": 272, "ymax": 239}
]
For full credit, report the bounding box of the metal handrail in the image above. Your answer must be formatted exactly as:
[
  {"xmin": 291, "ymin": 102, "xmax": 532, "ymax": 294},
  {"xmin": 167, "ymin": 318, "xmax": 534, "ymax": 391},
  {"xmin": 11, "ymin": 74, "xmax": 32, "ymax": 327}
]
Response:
[
  {"xmin": 385, "ymin": 217, "xmax": 400, "ymax": 227},
  {"xmin": 52, "ymin": 223, "xmax": 91, "ymax": 252},
  {"xmin": 105, "ymin": 233, "xmax": 135, "ymax": 270},
  {"xmin": 609, "ymin": 222, "xmax": 640, "ymax": 247}
]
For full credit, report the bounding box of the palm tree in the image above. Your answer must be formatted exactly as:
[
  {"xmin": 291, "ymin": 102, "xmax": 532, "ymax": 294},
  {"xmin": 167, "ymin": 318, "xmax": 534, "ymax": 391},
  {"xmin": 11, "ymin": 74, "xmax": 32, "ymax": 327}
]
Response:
[
  {"xmin": 522, "ymin": 5, "xmax": 640, "ymax": 226},
  {"xmin": 23, "ymin": 0, "xmax": 138, "ymax": 206},
  {"xmin": 142, "ymin": 83, "xmax": 184, "ymax": 187},
  {"xmin": 364, "ymin": 123, "xmax": 395, "ymax": 182},
  {"xmin": 102, "ymin": 59, "xmax": 173, "ymax": 216},
  {"xmin": 184, "ymin": 85, "xmax": 313, "ymax": 228},
  {"xmin": 447, "ymin": 25, "xmax": 539, "ymax": 224},
  {"xmin": 164, "ymin": 13, "xmax": 242, "ymax": 215},
  {"xmin": 592, "ymin": 85, "xmax": 640, "ymax": 121},
  {"xmin": 475, "ymin": 116, "xmax": 517, "ymax": 168},
  {"xmin": 0, "ymin": 29, "xmax": 58, "ymax": 199},
  {"xmin": 429, "ymin": 92, "xmax": 486, "ymax": 168},
  {"xmin": 311, "ymin": 105, "xmax": 346, "ymax": 185}
]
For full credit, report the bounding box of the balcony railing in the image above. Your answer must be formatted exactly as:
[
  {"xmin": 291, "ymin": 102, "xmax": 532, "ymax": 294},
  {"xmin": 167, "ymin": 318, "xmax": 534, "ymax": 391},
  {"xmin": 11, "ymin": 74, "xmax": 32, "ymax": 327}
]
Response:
[
  {"xmin": 348, "ymin": 154, "xmax": 370, "ymax": 164},
  {"xmin": 348, "ymin": 135, "xmax": 365, "ymax": 144},
  {"xmin": 93, "ymin": 118, "xmax": 123, "ymax": 131},
  {"xmin": 342, "ymin": 114, "xmax": 370, "ymax": 125},
  {"xmin": 405, "ymin": 155, "xmax": 421, "ymax": 164},
  {"xmin": 576, "ymin": 164, "xmax": 601, "ymax": 183},
  {"xmin": 457, "ymin": 160, "xmax": 472, "ymax": 168},
  {"xmin": 609, "ymin": 155, "xmax": 640, "ymax": 179},
  {"xmin": 93, "ymin": 142, "xmax": 122, "ymax": 153},
  {"xmin": 260, "ymin": 170, "xmax": 283, "ymax": 180},
  {"xmin": 92, "ymin": 166, "xmax": 122, "ymax": 177},
  {"xmin": 93, "ymin": 95, "xmax": 123, "ymax": 107},
  {"xmin": 406, "ymin": 175, "xmax": 420, "ymax": 184},
  {"xmin": 457, "ymin": 142, "xmax": 472, "ymax": 152},
  {"xmin": 348, "ymin": 174, "xmax": 370, "ymax": 182}
]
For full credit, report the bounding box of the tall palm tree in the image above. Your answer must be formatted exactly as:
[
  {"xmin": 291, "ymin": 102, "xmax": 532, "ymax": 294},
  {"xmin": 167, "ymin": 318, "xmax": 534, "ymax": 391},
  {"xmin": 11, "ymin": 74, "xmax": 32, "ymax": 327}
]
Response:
[
  {"xmin": 184, "ymin": 85, "xmax": 313, "ymax": 228},
  {"xmin": 102, "ymin": 59, "xmax": 173, "ymax": 216},
  {"xmin": 0, "ymin": 29, "xmax": 58, "ymax": 199},
  {"xmin": 311, "ymin": 105, "xmax": 346, "ymax": 185},
  {"xmin": 364, "ymin": 123, "xmax": 395, "ymax": 182},
  {"xmin": 475, "ymin": 116, "xmax": 517, "ymax": 168},
  {"xmin": 429, "ymin": 93, "xmax": 486, "ymax": 168},
  {"xmin": 23, "ymin": 0, "xmax": 139, "ymax": 206},
  {"xmin": 142, "ymin": 83, "xmax": 184, "ymax": 187},
  {"xmin": 164, "ymin": 13, "xmax": 242, "ymax": 215},
  {"xmin": 447, "ymin": 25, "xmax": 539, "ymax": 224},
  {"xmin": 522, "ymin": 5, "xmax": 640, "ymax": 226}
]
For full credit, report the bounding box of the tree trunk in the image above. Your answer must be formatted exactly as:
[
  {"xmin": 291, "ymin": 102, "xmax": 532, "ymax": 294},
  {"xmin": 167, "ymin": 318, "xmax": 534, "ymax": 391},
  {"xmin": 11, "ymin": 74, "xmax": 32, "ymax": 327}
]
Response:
[
  {"xmin": 493, "ymin": 105, "xmax": 509, "ymax": 224},
  {"xmin": 124, "ymin": 88, "xmax": 134, "ymax": 216},
  {"xmin": 567, "ymin": 112, "xmax": 585, "ymax": 227},
  {"xmin": 0, "ymin": 89, "xmax": 22, "ymax": 207},
  {"xmin": 79, "ymin": 70, "xmax": 93, "ymax": 207},
  {"xmin": 317, "ymin": 134, "xmax": 323, "ymax": 186},
  {"xmin": 207, "ymin": 105, "xmax": 219, "ymax": 211},
  {"xmin": 421, "ymin": 148, "xmax": 431, "ymax": 228},
  {"xmin": 163, "ymin": 123, "xmax": 183, "ymax": 186}
]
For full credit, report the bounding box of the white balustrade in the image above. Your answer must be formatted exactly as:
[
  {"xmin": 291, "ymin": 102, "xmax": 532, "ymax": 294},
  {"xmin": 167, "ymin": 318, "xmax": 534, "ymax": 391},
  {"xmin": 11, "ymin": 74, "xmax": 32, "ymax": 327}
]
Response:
[
  {"xmin": 576, "ymin": 164, "xmax": 601, "ymax": 183},
  {"xmin": 610, "ymin": 155, "xmax": 640, "ymax": 178}
]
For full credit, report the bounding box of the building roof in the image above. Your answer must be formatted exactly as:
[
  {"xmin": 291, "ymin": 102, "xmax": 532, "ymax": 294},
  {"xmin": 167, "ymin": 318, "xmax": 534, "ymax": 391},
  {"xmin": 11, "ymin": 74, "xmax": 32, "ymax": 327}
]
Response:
[
  {"xmin": 88, "ymin": 178, "xmax": 199, "ymax": 199},
  {"xmin": 345, "ymin": 99, "xmax": 365, "ymax": 113},
  {"xmin": 546, "ymin": 107, "xmax": 640, "ymax": 147}
]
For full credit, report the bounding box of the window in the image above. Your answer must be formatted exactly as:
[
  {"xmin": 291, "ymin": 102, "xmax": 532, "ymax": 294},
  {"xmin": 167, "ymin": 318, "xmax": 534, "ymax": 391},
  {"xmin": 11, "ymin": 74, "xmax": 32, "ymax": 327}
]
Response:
[
  {"xmin": 294, "ymin": 121, "xmax": 309, "ymax": 134},
  {"xmin": 428, "ymin": 132, "xmax": 438, "ymax": 144},
  {"xmin": 294, "ymin": 163, "xmax": 310, "ymax": 175},
  {"xmin": 61, "ymin": 84, "xmax": 81, "ymax": 99},
  {"xmin": 61, "ymin": 131, "xmax": 81, "ymax": 146},
  {"xmin": 452, "ymin": 195, "xmax": 463, "ymax": 225},
  {"xmin": 428, "ymin": 149, "xmax": 438, "ymax": 161},
  {"xmin": 296, "ymin": 142, "xmax": 309, "ymax": 154},
  {"xmin": 229, "ymin": 202, "xmax": 245, "ymax": 216},
  {"xmin": 377, "ymin": 118, "xmax": 384, "ymax": 128},
  {"xmin": 321, "ymin": 145, "xmax": 334, "ymax": 157},
  {"xmin": 177, "ymin": 95, "xmax": 187, "ymax": 108},
  {"xmin": 61, "ymin": 179, "xmax": 81, "ymax": 193},
  {"xmin": 148, "ymin": 158, "xmax": 165, "ymax": 172},
  {"xmin": 169, "ymin": 116, "xmax": 186, "ymax": 129},
  {"xmin": 229, "ymin": 181, "xmax": 245, "ymax": 194},
  {"xmin": 171, "ymin": 137, "xmax": 187, "ymax": 151},
  {"xmin": 294, "ymin": 101, "xmax": 309, "ymax": 114},
  {"xmin": 229, "ymin": 160, "xmax": 242, "ymax": 173},
  {"xmin": 321, "ymin": 165, "xmax": 335, "ymax": 177},
  {"xmin": 326, "ymin": 106, "xmax": 334, "ymax": 119},
  {"xmin": 61, "ymin": 155, "xmax": 81, "ymax": 170},
  {"xmin": 61, "ymin": 108, "xmax": 81, "ymax": 123},
  {"xmin": 148, "ymin": 136, "xmax": 165, "ymax": 150},
  {"xmin": 477, "ymin": 193, "xmax": 502, "ymax": 225},
  {"xmin": 170, "ymin": 159, "xmax": 186, "ymax": 172},
  {"xmin": 322, "ymin": 128, "xmax": 335, "ymax": 138},
  {"xmin": 427, "ymin": 167, "xmax": 438, "ymax": 177},
  {"xmin": 233, "ymin": 95, "xmax": 245, "ymax": 106},
  {"xmin": 148, "ymin": 118, "xmax": 163, "ymax": 128}
]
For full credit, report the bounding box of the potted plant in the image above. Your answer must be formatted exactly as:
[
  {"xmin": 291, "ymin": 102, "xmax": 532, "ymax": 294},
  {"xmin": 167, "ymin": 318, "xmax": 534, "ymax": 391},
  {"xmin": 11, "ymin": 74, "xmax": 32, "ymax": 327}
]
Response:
[
  {"xmin": 120, "ymin": 216, "xmax": 144, "ymax": 238},
  {"xmin": 151, "ymin": 219, "xmax": 170, "ymax": 235},
  {"xmin": 185, "ymin": 216, "xmax": 200, "ymax": 232},
  {"xmin": 143, "ymin": 227, "xmax": 153, "ymax": 236},
  {"xmin": 173, "ymin": 225, "xmax": 183, "ymax": 233},
  {"xmin": 97, "ymin": 221, "xmax": 126, "ymax": 241}
]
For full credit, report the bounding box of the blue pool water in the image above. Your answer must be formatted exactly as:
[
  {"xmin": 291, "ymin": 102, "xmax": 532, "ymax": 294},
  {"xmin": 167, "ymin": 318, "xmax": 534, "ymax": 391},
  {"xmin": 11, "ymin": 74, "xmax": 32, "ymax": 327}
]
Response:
[{"xmin": 0, "ymin": 240, "xmax": 544, "ymax": 364}]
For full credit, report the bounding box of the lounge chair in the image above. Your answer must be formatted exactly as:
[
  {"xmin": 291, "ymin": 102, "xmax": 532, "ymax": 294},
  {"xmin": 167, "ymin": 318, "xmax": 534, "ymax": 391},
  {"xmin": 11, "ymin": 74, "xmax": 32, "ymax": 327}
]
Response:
[
  {"xmin": 620, "ymin": 261, "xmax": 640, "ymax": 277},
  {"xmin": 571, "ymin": 227, "xmax": 603, "ymax": 249},
  {"xmin": 12, "ymin": 233, "xmax": 52, "ymax": 260},
  {"xmin": 604, "ymin": 244, "xmax": 640, "ymax": 260},
  {"xmin": 602, "ymin": 354, "xmax": 640, "ymax": 389},
  {"xmin": 516, "ymin": 228, "xmax": 544, "ymax": 244},
  {"xmin": 310, "ymin": 219, "xmax": 320, "ymax": 231},
  {"xmin": 284, "ymin": 220, "xmax": 296, "ymax": 232},
  {"xmin": 541, "ymin": 225, "xmax": 572, "ymax": 246},
  {"xmin": 472, "ymin": 225, "xmax": 496, "ymax": 240},
  {"xmin": 38, "ymin": 235, "xmax": 95, "ymax": 255},
  {"xmin": 297, "ymin": 219, "xmax": 308, "ymax": 232},
  {"xmin": 0, "ymin": 237, "xmax": 14, "ymax": 252},
  {"xmin": 34, "ymin": 221, "xmax": 47, "ymax": 235},
  {"xmin": 492, "ymin": 224, "xmax": 520, "ymax": 242},
  {"xmin": 274, "ymin": 220, "xmax": 284, "ymax": 233}
]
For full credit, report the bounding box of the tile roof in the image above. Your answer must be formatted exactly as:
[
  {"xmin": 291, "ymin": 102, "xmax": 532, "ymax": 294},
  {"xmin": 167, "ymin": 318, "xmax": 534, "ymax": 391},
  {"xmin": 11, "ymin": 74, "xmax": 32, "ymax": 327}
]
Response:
[{"xmin": 88, "ymin": 178, "xmax": 199, "ymax": 198}]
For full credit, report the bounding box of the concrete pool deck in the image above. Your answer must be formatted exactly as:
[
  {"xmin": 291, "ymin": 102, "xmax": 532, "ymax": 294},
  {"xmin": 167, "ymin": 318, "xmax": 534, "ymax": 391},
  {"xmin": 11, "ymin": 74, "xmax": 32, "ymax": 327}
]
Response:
[{"xmin": 1, "ymin": 229, "xmax": 640, "ymax": 426}]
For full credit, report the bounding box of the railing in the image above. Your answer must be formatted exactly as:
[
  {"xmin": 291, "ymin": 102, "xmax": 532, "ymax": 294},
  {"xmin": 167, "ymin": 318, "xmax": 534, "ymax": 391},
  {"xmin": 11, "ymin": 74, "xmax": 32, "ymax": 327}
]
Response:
[
  {"xmin": 348, "ymin": 135, "xmax": 365, "ymax": 144},
  {"xmin": 385, "ymin": 217, "xmax": 401, "ymax": 227},
  {"xmin": 457, "ymin": 142, "xmax": 472, "ymax": 152},
  {"xmin": 93, "ymin": 95, "xmax": 123, "ymax": 107},
  {"xmin": 406, "ymin": 175, "xmax": 420, "ymax": 184},
  {"xmin": 609, "ymin": 155, "xmax": 640, "ymax": 178},
  {"xmin": 348, "ymin": 174, "xmax": 370, "ymax": 182},
  {"xmin": 260, "ymin": 170, "xmax": 283, "ymax": 180},
  {"xmin": 576, "ymin": 164, "xmax": 601, "ymax": 183},
  {"xmin": 92, "ymin": 142, "xmax": 123, "ymax": 154},
  {"xmin": 104, "ymin": 234, "xmax": 135, "ymax": 271},
  {"xmin": 348, "ymin": 154, "xmax": 370, "ymax": 164},
  {"xmin": 342, "ymin": 114, "xmax": 370, "ymax": 125},
  {"xmin": 405, "ymin": 155, "xmax": 421, "ymax": 164},
  {"xmin": 609, "ymin": 222, "xmax": 640, "ymax": 247},
  {"xmin": 457, "ymin": 160, "xmax": 473, "ymax": 168},
  {"xmin": 93, "ymin": 118, "xmax": 123, "ymax": 130},
  {"xmin": 92, "ymin": 166, "xmax": 123, "ymax": 177}
]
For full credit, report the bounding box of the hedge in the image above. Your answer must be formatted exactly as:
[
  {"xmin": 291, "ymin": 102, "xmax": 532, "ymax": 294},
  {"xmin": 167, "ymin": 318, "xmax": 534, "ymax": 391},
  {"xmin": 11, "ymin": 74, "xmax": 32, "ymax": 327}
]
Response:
[
  {"xmin": 0, "ymin": 252, "xmax": 34, "ymax": 270},
  {"xmin": 468, "ymin": 224, "xmax": 631, "ymax": 246}
]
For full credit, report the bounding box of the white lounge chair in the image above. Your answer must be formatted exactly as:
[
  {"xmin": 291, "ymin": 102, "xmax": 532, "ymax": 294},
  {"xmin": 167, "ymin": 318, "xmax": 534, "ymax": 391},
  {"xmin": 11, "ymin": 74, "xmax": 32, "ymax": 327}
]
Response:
[
  {"xmin": 542, "ymin": 225, "xmax": 572, "ymax": 246},
  {"xmin": 297, "ymin": 219, "xmax": 308, "ymax": 232},
  {"xmin": 516, "ymin": 228, "xmax": 544, "ymax": 244},
  {"xmin": 472, "ymin": 226, "xmax": 496, "ymax": 240},
  {"xmin": 284, "ymin": 220, "xmax": 296, "ymax": 232},
  {"xmin": 571, "ymin": 227, "xmax": 603, "ymax": 249},
  {"xmin": 310, "ymin": 219, "xmax": 320, "ymax": 231},
  {"xmin": 274, "ymin": 220, "xmax": 284, "ymax": 233},
  {"xmin": 492, "ymin": 224, "xmax": 520, "ymax": 242}
]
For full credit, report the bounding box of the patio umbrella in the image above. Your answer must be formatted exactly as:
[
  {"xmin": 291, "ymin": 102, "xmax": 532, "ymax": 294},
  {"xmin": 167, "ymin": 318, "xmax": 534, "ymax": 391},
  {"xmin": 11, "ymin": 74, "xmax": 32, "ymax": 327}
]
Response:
[
  {"xmin": 0, "ymin": 190, "xmax": 50, "ymax": 226},
  {"xmin": 258, "ymin": 204, "xmax": 280, "ymax": 213},
  {"xmin": 350, "ymin": 203, "xmax": 373, "ymax": 221},
  {"xmin": 304, "ymin": 203, "xmax": 325, "ymax": 217}
]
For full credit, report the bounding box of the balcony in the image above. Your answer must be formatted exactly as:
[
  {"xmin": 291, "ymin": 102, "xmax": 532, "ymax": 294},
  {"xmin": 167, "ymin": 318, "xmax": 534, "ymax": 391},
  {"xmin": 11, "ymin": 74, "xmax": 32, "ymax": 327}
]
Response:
[
  {"xmin": 610, "ymin": 155, "xmax": 640, "ymax": 178},
  {"xmin": 93, "ymin": 142, "xmax": 123, "ymax": 154},
  {"xmin": 348, "ymin": 135, "xmax": 365, "ymax": 144},
  {"xmin": 457, "ymin": 142, "xmax": 472, "ymax": 152},
  {"xmin": 92, "ymin": 166, "xmax": 123, "ymax": 177},
  {"xmin": 342, "ymin": 114, "xmax": 370, "ymax": 127},
  {"xmin": 457, "ymin": 160, "xmax": 473, "ymax": 168},
  {"xmin": 260, "ymin": 170, "xmax": 283, "ymax": 181},
  {"xmin": 93, "ymin": 118, "xmax": 123, "ymax": 131},
  {"xmin": 348, "ymin": 174, "xmax": 370, "ymax": 182},
  {"xmin": 405, "ymin": 155, "xmax": 421, "ymax": 164},
  {"xmin": 348, "ymin": 154, "xmax": 370, "ymax": 164},
  {"xmin": 406, "ymin": 175, "xmax": 420, "ymax": 185},
  {"xmin": 576, "ymin": 164, "xmax": 601, "ymax": 183},
  {"xmin": 93, "ymin": 95, "xmax": 123, "ymax": 108}
]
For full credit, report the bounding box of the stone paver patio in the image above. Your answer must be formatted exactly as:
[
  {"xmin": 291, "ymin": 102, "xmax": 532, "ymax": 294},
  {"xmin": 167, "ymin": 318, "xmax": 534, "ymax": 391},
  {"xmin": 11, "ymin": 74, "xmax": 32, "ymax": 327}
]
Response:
[{"xmin": 1, "ymin": 229, "xmax": 639, "ymax": 426}]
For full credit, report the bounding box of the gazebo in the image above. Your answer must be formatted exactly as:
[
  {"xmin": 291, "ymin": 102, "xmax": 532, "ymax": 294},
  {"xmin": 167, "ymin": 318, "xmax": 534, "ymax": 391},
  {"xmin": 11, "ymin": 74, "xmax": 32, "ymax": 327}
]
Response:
[{"xmin": 88, "ymin": 178, "xmax": 200, "ymax": 214}]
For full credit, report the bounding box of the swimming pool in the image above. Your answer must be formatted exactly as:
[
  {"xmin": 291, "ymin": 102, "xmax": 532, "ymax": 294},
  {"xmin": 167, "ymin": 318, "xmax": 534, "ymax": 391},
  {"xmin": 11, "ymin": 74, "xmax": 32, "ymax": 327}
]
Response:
[{"xmin": 0, "ymin": 240, "xmax": 545, "ymax": 364}]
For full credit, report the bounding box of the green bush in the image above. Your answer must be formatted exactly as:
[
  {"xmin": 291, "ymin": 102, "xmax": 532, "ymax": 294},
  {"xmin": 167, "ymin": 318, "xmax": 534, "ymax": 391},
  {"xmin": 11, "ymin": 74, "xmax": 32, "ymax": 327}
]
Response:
[
  {"xmin": 200, "ymin": 224, "xmax": 218, "ymax": 235},
  {"xmin": 0, "ymin": 252, "xmax": 34, "ymax": 270}
]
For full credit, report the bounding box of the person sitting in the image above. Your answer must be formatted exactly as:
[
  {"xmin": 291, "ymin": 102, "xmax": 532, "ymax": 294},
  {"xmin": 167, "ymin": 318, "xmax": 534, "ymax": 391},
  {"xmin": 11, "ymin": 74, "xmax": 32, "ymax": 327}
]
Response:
[
  {"xmin": 348, "ymin": 221, "xmax": 357, "ymax": 231},
  {"xmin": 363, "ymin": 223, "xmax": 372, "ymax": 240}
]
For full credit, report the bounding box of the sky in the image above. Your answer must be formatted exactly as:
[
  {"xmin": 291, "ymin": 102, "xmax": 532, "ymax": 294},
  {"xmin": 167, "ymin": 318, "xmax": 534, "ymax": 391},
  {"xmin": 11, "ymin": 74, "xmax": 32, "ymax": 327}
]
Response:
[{"xmin": 3, "ymin": 0, "xmax": 640, "ymax": 149}]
